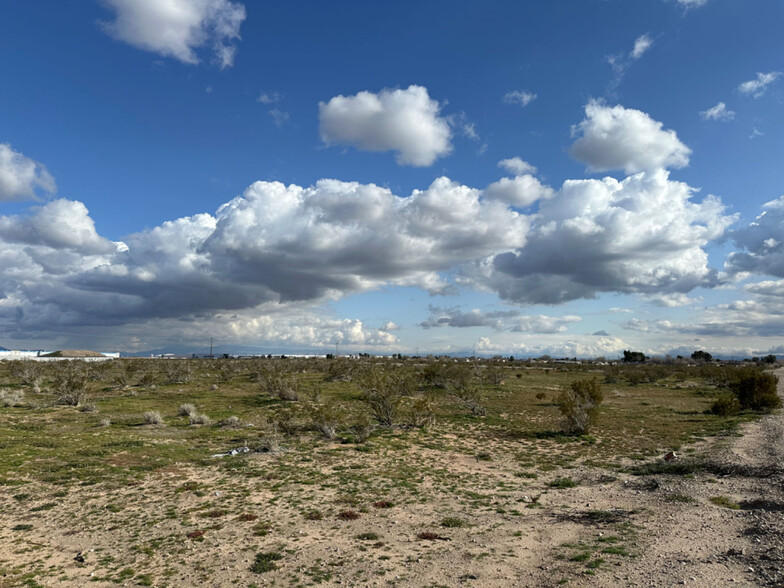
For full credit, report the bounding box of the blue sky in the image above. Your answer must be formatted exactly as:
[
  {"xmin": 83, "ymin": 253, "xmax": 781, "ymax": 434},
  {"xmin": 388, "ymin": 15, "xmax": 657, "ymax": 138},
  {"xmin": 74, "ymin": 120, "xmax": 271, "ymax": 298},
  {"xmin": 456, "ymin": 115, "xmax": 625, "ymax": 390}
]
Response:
[{"xmin": 0, "ymin": 0, "xmax": 783, "ymax": 357}]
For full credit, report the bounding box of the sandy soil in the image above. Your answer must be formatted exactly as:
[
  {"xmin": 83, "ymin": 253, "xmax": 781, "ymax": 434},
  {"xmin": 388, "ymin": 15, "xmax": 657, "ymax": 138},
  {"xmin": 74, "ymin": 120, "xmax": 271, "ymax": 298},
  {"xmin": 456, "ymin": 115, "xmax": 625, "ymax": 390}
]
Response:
[{"xmin": 2, "ymin": 372, "xmax": 783, "ymax": 587}]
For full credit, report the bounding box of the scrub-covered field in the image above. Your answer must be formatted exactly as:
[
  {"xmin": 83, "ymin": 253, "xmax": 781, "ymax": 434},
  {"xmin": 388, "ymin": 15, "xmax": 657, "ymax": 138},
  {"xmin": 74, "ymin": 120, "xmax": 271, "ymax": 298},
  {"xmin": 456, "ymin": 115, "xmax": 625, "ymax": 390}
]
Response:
[{"xmin": 0, "ymin": 358, "xmax": 781, "ymax": 587}]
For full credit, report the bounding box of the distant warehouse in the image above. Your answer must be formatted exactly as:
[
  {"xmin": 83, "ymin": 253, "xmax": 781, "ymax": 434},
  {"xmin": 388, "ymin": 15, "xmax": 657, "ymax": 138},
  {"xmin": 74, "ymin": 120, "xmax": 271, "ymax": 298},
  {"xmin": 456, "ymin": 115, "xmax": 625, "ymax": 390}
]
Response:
[{"xmin": 0, "ymin": 349, "xmax": 119, "ymax": 362}]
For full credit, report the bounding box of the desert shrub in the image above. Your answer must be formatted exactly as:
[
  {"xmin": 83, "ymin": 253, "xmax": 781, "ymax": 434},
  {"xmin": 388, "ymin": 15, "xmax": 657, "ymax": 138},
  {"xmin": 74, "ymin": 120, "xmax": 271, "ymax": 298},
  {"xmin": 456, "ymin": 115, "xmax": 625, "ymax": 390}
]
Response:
[
  {"xmin": 548, "ymin": 477, "xmax": 579, "ymax": 489},
  {"xmin": 217, "ymin": 361, "xmax": 241, "ymax": 383},
  {"xmin": 53, "ymin": 362, "xmax": 89, "ymax": 406},
  {"xmin": 138, "ymin": 369, "xmax": 159, "ymax": 389},
  {"xmin": 452, "ymin": 383, "xmax": 487, "ymax": 417},
  {"xmin": 422, "ymin": 362, "xmax": 448, "ymax": 388},
  {"xmin": 164, "ymin": 360, "xmax": 192, "ymax": 384},
  {"xmin": 535, "ymin": 391, "xmax": 546, "ymax": 400},
  {"xmin": 219, "ymin": 415, "xmax": 241, "ymax": 428},
  {"xmin": 625, "ymin": 370, "xmax": 646, "ymax": 386},
  {"xmin": 482, "ymin": 367, "xmax": 505, "ymax": 386},
  {"xmin": 323, "ymin": 358, "xmax": 355, "ymax": 382},
  {"xmin": 309, "ymin": 401, "xmax": 341, "ymax": 439},
  {"xmin": 10, "ymin": 360, "xmax": 44, "ymax": 387},
  {"xmin": 358, "ymin": 371, "xmax": 403, "ymax": 426},
  {"xmin": 350, "ymin": 414, "xmax": 375, "ymax": 443},
  {"xmin": 710, "ymin": 394, "xmax": 741, "ymax": 416},
  {"xmin": 0, "ymin": 389, "xmax": 25, "ymax": 407},
  {"xmin": 558, "ymin": 378, "xmax": 603, "ymax": 435},
  {"xmin": 256, "ymin": 431, "xmax": 282, "ymax": 453},
  {"xmin": 402, "ymin": 395, "xmax": 437, "ymax": 427},
  {"xmin": 143, "ymin": 410, "xmax": 164, "ymax": 425},
  {"xmin": 99, "ymin": 417, "xmax": 111, "ymax": 427},
  {"xmin": 337, "ymin": 510, "xmax": 360, "ymax": 520},
  {"xmin": 258, "ymin": 365, "xmax": 299, "ymax": 401},
  {"xmin": 274, "ymin": 407, "xmax": 299, "ymax": 436},
  {"xmin": 422, "ymin": 361, "xmax": 477, "ymax": 390},
  {"xmin": 78, "ymin": 403, "xmax": 97, "ymax": 413},
  {"xmin": 730, "ymin": 369, "xmax": 781, "ymax": 412},
  {"xmin": 189, "ymin": 413, "xmax": 212, "ymax": 425},
  {"xmin": 111, "ymin": 368, "xmax": 130, "ymax": 388},
  {"xmin": 603, "ymin": 366, "xmax": 621, "ymax": 384},
  {"xmin": 178, "ymin": 403, "xmax": 198, "ymax": 417}
]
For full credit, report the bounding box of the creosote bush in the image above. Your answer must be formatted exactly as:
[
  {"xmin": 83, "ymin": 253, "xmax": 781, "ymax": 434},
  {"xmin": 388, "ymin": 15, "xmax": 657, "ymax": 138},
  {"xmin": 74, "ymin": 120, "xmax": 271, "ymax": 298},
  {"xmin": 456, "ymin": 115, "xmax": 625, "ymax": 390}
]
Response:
[
  {"xmin": 710, "ymin": 394, "xmax": 741, "ymax": 416},
  {"xmin": 309, "ymin": 401, "xmax": 341, "ymax": 439},
  {"xmin": 558, "ymin": 378, "xmax": 603, "ymax": 435},
  {"xmin": 729, "ymin": 369, "xmax": 781, "ymax": 412},
  {"xmin": 53, "ymin": 362, "xmax": 89, "ymax": 406}
]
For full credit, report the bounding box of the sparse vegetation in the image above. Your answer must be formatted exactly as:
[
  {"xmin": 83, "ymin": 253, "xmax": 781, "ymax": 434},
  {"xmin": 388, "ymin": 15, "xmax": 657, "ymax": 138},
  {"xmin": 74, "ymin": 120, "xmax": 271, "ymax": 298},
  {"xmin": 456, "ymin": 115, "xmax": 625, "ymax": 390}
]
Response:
[
  {"xmin": 0, "ymin": 356, "xmax": 776, "ymax": 587},
  {"xmin": 143, "ymin": 410, "xmax": 164, "ymax": 425},
  {"xmin": 250, "ymin": 551, "xmax": 284, "ymax": 574},
  {"xmin": 558, "ymin": 378, "xmax": 603, "ymax": 435}
]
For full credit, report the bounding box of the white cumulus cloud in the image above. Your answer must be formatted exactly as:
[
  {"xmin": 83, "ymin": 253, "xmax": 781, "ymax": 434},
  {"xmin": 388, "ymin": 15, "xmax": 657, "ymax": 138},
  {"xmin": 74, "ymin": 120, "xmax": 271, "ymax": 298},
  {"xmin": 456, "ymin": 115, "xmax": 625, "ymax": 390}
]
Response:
[
  {"xmin": 475, "ymin": 168, "xmax": 735, "ymax": 304},
  {"xmin": 498, "ymin": 157, "xmax": 537, "ymax": 176},
  {"xmin": 483, "ymin": 175, "xmax": 554, "ymax": 208},
  {"xmin": 0, "ymin": 144, "xmax": 56, "ymax": 202},
  {"xmin": 99, "ymin": 0, "xmax": 246, "ymax": 68},
  {"xmin": 318, "ymin": 85, "xmax": 452, "ymax": 167},
  {"xmin": 569, "ymin": 101, "xmax": 691, "ymax": 174}
]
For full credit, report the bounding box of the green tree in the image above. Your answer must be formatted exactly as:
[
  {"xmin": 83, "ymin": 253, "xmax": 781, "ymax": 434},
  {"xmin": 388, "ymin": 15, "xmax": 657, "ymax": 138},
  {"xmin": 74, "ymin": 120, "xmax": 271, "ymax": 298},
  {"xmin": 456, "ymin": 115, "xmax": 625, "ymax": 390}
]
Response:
[
  {"xmin": 622, "ymin": 350, "xmax": 646, "ymax": 363},
  {"xmin": 691, "ymin": 350, "xmax": 713, "ymax": 363}
]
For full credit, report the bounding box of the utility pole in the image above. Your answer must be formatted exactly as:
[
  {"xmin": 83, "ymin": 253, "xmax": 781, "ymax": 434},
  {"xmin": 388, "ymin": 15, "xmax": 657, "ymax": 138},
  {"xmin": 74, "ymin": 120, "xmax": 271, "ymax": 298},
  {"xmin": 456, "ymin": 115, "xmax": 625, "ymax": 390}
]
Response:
[
  {"xmin": 210, "ymin": 337, "xmax": 213, "ymax": 358},
  {"xmin": 335, "ymin": 342, "xmax": 339, "ymax": 357}
]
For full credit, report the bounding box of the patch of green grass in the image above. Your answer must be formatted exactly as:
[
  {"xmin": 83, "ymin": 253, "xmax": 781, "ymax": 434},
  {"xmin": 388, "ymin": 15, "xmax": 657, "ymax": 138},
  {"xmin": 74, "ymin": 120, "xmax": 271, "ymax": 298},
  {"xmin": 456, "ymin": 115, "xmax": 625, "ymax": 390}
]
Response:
[
  {"xmin": 441, "ymin": 517, "xmax": 468, "ymax": 528},
  {"xmin": 709, "ymin": 496, "xmax": 740, "ymax": 510},
  {"xmin": 12, "ymin": 524, "xmax": 34, "ymax": 531},
  {"xmin": 665, "ymin": 493, "xmax": 695, "ymax": 503},
  {"xmin": 250, "ymin": 551, "xmax": 284, "ymax": 574},
  {"xmin": 548, "ymin": 477, "xmax": 578, "ymax": 489}
]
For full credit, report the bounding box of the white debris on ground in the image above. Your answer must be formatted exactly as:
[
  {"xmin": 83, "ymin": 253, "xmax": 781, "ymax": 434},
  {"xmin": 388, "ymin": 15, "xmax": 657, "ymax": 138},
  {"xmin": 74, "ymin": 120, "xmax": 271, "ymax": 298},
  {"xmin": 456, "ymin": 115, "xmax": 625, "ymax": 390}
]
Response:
[{"xmin": 210, "ymin": 446, "xmax": 250, "ymax": 458}]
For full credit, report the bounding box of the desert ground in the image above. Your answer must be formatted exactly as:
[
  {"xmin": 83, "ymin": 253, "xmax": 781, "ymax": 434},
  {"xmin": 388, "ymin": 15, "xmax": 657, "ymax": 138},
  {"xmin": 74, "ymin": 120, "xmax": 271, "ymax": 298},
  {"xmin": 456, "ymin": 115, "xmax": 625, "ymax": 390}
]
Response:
[{"xmin": 0, "ymin": 359, "xmax": 782, "ymax": 587}]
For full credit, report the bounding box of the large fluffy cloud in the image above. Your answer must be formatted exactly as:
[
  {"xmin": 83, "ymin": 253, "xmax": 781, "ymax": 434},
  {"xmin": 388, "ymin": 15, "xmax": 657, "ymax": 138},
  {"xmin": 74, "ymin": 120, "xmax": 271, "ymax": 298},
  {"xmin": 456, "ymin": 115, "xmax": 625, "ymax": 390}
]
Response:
[
  {"xmin": 725, "ymin": 196, "xmax": 784, "ymax": 277},
  {"xmin": 0, "ymin": 176, "xmax": 528, "ymax": 346},
  {"xmin": 569, "ymin": 101, "xmax": 691, "ymax": 174},
  {"xmin": 318, "ymin": 85, "xmax": 452, "ymax": 167},
  {"xmin": 0, "ymin": 199, "xmax": 116, "ymax": 254},
  {"xmin": 0, "ymin": 144, "xmax": 56, "ymax": 202},
  {"xmin": 0, "ymin": 101, "xmax": 744, "ymax": 352},
  {"xmin": 99, "ymin": 0, "xmax": 246, "ymax": 68},
  {"xmin": 475, "ymin": 168, "xmax": 735, "ymax": 304}
]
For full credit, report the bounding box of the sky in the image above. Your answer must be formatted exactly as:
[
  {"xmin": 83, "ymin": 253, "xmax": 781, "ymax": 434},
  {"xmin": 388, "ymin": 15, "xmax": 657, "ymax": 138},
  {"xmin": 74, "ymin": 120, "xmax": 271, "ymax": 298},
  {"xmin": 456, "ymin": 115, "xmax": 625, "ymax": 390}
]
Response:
[{"xmin": 0, "ymin": 0, "xmax": 783, "ymax": 358}]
